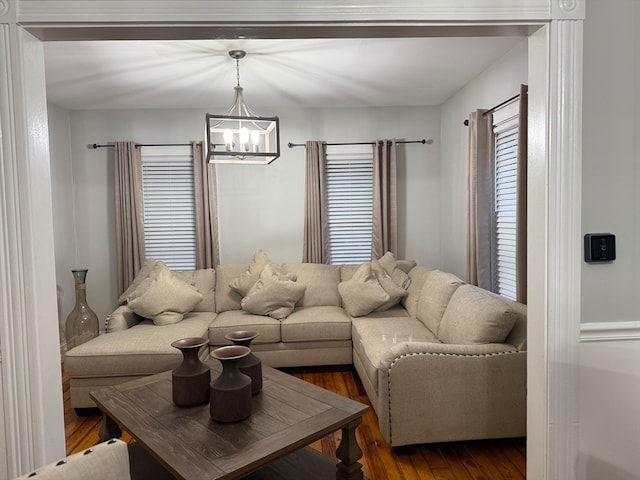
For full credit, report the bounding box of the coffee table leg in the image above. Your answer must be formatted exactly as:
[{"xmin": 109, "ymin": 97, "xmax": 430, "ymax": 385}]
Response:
[
  {"xmin": 335, "ymin": 418, "xmax": 364, "ymax": 480},
  {"xmin": 98, "ymin": 412, "xmax": 122, "ymax": 442}
]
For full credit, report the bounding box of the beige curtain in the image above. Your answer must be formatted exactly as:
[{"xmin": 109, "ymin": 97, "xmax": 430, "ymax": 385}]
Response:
[
  {"xmin": 371, "ymin": 139, "xmax": 398, "ymax": 259},
  {"xmin": 302, "ymin": 141, "xmax": 329, "ymax": 263},
  {"xmin": 114, "ymin": 141, "xmax": 145, "ymax": 296},
  {"xmin": 466, "ymin": 110, "xmax": 493, "ymax": 289},
  {"xmin": 193, "ymin": 141, "xmax": 221, "ymax": 269},
  {"xmin": 516, "ymin": 84, "xmax": 528, "ymax": 304}
]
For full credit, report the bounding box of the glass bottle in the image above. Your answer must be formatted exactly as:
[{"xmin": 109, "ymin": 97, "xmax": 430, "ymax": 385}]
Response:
[{"xmin": 64, "ymin": 269, "xmax": 99, "ymax": 351}]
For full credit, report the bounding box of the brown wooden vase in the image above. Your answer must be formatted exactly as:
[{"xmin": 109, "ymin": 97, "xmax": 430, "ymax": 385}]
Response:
[
  {"xmin": 171, "ymin": 337, "xmax": 210, "ymax": 407},
  {"xmin": 210, "ymin": 345, "xmax": 252, "ymax": 423},
  {"xmin": 224, "ymin": 330, "xmax": 262, "ymax": 395}
]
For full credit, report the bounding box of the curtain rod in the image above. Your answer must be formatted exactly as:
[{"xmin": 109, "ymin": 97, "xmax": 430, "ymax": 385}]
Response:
[
  {"xmin": 287, "ymin": 139, "xmax": 432, "ymax": 148},
  {"xmin": 463, "ymin": 93, "xmax": 521, "ymax": 126},
  {"xmin": 90, "ymin": 142, "xmax": 195, "ymax": 149}
]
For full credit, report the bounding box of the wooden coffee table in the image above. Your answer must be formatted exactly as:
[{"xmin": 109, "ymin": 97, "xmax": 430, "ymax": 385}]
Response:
[{"xmin": 90, "ymin": 360, "xmax": 369, "ymax": 480}]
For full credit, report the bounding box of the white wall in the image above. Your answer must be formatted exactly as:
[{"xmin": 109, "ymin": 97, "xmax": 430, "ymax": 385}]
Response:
[
  {"xmin": 578, "ymin": 2, "xmax": 640, "ymax": 478},
  {"xmin": 581, "ymin": 0, "xmax": 640, "ymax": 324},
  {"xmin": 578, "ymin": 340, "xmax": 640, "ymax": 479},
  {"xmin": 48, "ymin": 103, "xmax": 78, "ymax": 346},
  {"xmin": 51, "ymin": 105, "xmax": 440, "ymax": 325},
  {"xmin": 438, "ymin": 40, "xmax": 528, "ymax": 280}
]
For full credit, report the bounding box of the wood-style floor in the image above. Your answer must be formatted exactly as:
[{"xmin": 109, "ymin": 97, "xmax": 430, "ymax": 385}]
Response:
[{"xmin": 64, "ymin": 365, "xmax": 526, "ymax": 480}]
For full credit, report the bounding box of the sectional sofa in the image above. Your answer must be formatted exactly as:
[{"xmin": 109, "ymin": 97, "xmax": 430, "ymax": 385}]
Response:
[{"xmin": 64, "ymin": 250, "xmax": 526, "ymax": 447}]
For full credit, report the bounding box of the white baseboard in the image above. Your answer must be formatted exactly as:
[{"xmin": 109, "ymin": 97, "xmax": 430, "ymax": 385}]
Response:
[{"xmin": 580, "ymin": 321, "xmax": 640, "ymax": 342}]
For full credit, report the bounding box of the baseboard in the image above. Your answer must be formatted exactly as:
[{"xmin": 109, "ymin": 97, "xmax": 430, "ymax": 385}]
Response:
[{"xmin": 580, "ymin": 321, "xmax": 640, "ymax": 342}]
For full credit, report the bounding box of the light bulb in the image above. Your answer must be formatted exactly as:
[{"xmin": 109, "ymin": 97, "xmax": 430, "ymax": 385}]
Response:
[
  {"xmin": 239, "ymin": 128, "xmax": 250, "ymax": 152},
  {"xmin": 223, "ymin": 129, "xmax": 233, "ymax": 151},
  {"xmin": 251, "ymin": 130, "xmax": 260, "ymax": 152}
]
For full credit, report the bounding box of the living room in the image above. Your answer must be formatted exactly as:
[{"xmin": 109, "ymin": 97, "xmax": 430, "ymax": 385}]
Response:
[{"xmin": 4, "ymin": 1, "xmax": 637, "ymax": 479}]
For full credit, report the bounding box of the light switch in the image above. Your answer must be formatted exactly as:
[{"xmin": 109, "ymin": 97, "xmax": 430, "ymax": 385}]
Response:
[{"xmin": 584, "ymin": 233, "xmax": 616, "ymax": 263}]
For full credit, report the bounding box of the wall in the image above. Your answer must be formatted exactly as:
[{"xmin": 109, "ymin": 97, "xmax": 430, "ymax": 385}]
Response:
[
  {"xmin": 578, "ymin": 1, "xmax": 640, "ymax": 478},
  {"xmin": 438, "ymin": 40, "xmax": 528, "ymax": 280},
  {"xmin": 51, "ymin": 105, "xmax": 440, "ymax": 325},
  {"xmin": 48, "ymin": 103, "xmax": 77, "ymax": 347},
  {"xmin": 581, "ymin": 0, "xmax": 640, "ymax": 324}
]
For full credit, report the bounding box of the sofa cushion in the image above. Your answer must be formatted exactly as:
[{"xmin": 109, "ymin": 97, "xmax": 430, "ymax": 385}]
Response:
[
  {"xmin": 416, "ymin": 270, "xmax": 464, "ymax": 335},
  {"xmin": 338, "ymin": 262, "xmax": 389, "ymax": 317},
  {"xmin": 401, "ymin": 266, "xmax": 432, "ymax": 316},
  {"xmin": 240, "ymin": 263, "xmax": 306, "ymax": 319},
  {"xmin": 208, "ymin": 310, "xmax": 282, "ymax": 345},
  {"xmin": 214, "ymin": 263, "xmax": 248, "ymax": 312},
  {"xmin": 117, "ymin": 257, "xmax": 159, "ymax": 305},
  {"xmin": 371, "ymin": 261, "xmax": 408, "ymax": 311},
  {"xmin": 172, "ymin": 268, "xmax": 216, "ymax": 313},
  {"xmin": 281, "ymin": 306, "xmax": 352, "ymax": 342},
  {"xmin": 351, "ymin": 316, "xmax": 440, "ymax": 394},
  {"xmin": 127, "ymin": 266, "xmax": 203, "ymax": 326},
  {"xmin": 229, "ymin": 248, "xmax": 272, "ymax": 297},
  {"xmin": 438, "ymin": 284, "xmax": 517, "ymax": 345},
  {"xmin": 283, "ymin": 263, "xmax": 342, "ymax": 307},
  {"xmin": 64, "ymin": 312, "xmax": 214, "ymax": 378}
]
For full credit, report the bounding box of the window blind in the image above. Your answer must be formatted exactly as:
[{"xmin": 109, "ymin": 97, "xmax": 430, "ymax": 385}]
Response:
[
  {"xmin": 325, "ymin": 145, "xmax": 373, "ymax": 265},
  {"xmin": 492, "ymin": 101, "xmax": 519, "ymax": 300},
  {"xmin": 141, "ymin": 145, "xmax": 196, "ymax": 271}
]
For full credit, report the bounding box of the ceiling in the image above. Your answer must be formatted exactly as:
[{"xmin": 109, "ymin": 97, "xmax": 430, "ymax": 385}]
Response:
[{"xmin": 43, "ymin": 37, "xmax": 524, "ymax": 111}]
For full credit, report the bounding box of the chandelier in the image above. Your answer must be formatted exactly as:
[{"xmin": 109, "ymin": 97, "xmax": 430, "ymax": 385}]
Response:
[{"xmin": 205, "ymin": 50, "xmax": 280, "ymax": 164}]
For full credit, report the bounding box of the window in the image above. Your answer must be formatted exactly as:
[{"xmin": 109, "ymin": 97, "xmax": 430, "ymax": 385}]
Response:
[
  {"xmin": 141, "ymin": 145, "xmax": 196, "ymax": 271},
  {"xmin": 491, "ymin": 100, "xmax": 520, "ymax": 300},
  {"xmin": 325, "ymin": 145, "xmax": 374, "ymax": 265}
]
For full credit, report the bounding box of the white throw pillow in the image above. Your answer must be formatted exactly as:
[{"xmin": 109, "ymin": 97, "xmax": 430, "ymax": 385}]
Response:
[
  {"xmin": 371, "ymin": 260, "xmax": 408, "ymax": 311},
  {"xmin": 241, "ymin": 263, "xmax": 306, "ymax": 319},
  {"xmin": 118, "ymin": 257, "xmax": 160, "ymax": 304},
  {"xmin": 228, "ymin": 249, "xmax": 272, "ymax": 297},
  {"xmin": 338, "ymin": 263, "xmax": 390, "ymax": 317},
  {"xmin": 127, "ymin": 266, "xmax": 203, "ymax": 326}
]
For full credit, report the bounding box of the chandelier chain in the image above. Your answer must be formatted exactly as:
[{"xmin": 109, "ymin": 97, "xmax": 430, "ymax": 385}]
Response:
[{"xmin": 236, "ymin": 57, "xmax": 241, "ymax": 87}]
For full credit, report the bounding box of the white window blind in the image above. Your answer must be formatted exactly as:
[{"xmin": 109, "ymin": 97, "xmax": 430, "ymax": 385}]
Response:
[
  {"xmin": 325, "ymin": 145, "xmax": 373, "ymax": 265},
  {"xmin": 141, "ymin": 145, "xmax": 196, "ymax": 271},
  {"xmin": 492, "ymin": 101, "xmax": 520, "ymax": 300}
]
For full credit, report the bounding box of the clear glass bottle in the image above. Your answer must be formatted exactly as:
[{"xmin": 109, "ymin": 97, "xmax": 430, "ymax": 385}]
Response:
[{"xmin": 64, "ymin": 269, "xmax": 99, "ymax": 351}]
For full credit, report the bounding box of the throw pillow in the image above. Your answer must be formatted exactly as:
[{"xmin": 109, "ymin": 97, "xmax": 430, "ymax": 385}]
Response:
[
  {"xmin": 240, "ymin": 263, "xmax": 306, "ymax": 319},
  {"xmin": 229, "ymin": 249, "xmax": 289, "ymax": 297},
  {"xmin": 338, "ymin": 263, "xmax": 390, "ymax": 317},
  {"xmin": 438, "ymin": 284, "xmax": 517, "ymax": 345},
  {"xmin": 127, "ymin": 266, "xmax": 203, "ymax": 326},
  {"xmin": 377, "ymin": 251, "xmax": 412, "ymax": 290},
  {"xmin": 118, "ymin": 257, "xmax": 159, "ymax": 304},
  {"xmin": 377, "ymin": 251, "xmax": 398, "ymax": 276},
  {"xmin": 371, "ymin": 261, "xmax": 408, "ymax": 311}
]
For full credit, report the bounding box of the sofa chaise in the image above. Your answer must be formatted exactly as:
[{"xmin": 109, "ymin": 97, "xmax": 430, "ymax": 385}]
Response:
[{"xmin": 64, "ymin": 250, "xmax": 526, "ymax": 447}]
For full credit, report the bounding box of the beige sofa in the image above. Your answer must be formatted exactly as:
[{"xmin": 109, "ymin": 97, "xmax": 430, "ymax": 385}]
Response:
[{"xmin": 64, "ymin": 252, "xmax": 526, "ymax": 447}]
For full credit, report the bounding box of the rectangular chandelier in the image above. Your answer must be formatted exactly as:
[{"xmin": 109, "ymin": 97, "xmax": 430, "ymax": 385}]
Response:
[{"xmin": 205, "ymin": 113, "xmax": 280, "ymax": 165}]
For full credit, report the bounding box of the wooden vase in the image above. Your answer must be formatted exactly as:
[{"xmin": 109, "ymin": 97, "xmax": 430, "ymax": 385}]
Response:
[
  {"xmin": 171, "ymin": 337, "xmax": 210, "ymax": 407},
  {"xmin": 224, "ymin": 330, "xmax": 262, "ymax": 395},
  {"xmin": 210, "ymin": 345, "xmax": 252, "ymax": 422}
]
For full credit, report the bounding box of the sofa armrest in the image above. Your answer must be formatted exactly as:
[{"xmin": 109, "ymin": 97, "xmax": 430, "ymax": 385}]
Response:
[
  {"xmin": 376, "ymin": 341, "xmax": 526, "ymax": 446},
  {"xmin": 379, "ymin": 341, "xmax": 518, "ymax": 369},
  {"xmin": 106, "ymin": 305, "xmax": 144, "ymax": 333}
]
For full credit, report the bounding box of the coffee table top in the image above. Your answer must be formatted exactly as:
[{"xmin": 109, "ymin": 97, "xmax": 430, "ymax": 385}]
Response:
[{"xmin": 90, "ymin": 361, "xmax": 368, "ymax": 480}]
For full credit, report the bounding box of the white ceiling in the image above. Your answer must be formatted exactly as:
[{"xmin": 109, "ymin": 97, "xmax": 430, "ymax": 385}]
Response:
[{"xmin": 44, "ymin": 37, "xmax": 524, "ymax": 111}]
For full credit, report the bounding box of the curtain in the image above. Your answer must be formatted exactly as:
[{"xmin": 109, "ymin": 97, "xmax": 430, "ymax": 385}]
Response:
[
  {"xmin": 516, "ymin": 84, "xmax": 528, "ymax": 304},
  {"xmin": 114, "ymin": 141, "xmax": 145, "ymax": 296},
  {"xmin": 371, "ymin": 139, "xmax": 398, "ymax": 259},
  {"xmin": 466, "ymin": 110, "xmax": 493, "ymax": 289},
  {"xmin": 302, "ymin": 141, "xmax": 329, "ymax": 263},
  {"xmin": 193, "ymin": 141, "xmax": 221, "ymax": 269}
]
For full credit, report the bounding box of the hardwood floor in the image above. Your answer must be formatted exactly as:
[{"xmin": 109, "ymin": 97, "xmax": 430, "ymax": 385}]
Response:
[{"xmin": 63, "ymin": 365, "xmax": 526, "ymax": 479}]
